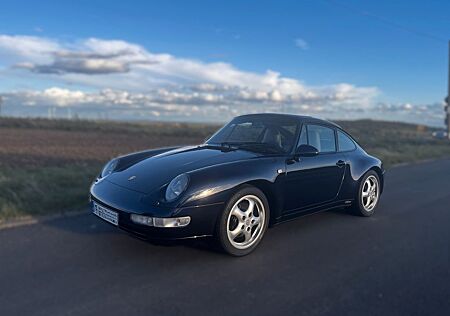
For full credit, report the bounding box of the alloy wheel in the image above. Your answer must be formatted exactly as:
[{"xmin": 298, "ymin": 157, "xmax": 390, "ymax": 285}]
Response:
[
  {"xmin": 226, "ymin": 195, "xmax": 266, "ymax": 250},
  {"xmin": 361, "ymin": 175, "xmax": 379, "ymax": 212}
]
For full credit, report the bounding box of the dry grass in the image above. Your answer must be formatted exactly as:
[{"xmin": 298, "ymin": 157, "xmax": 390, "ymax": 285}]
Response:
[
  {"xmin": 0, "ymin": 118, "xmax": 218, "ymax": 220},
  {"xmin": 0, "ymin": 119, "xmax": 218, "ymax": 167},
  {"xmin": 338, "ymin": 120, "xmax": 450, "ymax": 166},
  {"xmin": 1, "ymin": 117, "xmax": 449, "ymax": 221}
]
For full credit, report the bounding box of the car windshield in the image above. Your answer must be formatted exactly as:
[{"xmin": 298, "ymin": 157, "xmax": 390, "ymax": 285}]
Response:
[{"xmin": 206, "ymin": 115, "xmax": 300, "ymax": 154}]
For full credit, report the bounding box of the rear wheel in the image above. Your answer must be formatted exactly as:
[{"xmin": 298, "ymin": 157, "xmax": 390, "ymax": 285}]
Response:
[
  {"xmin": 351, "ymin": 170, "xmax": 380, "ymax": 216},
  {"xmin": 217, "ymin": 186, "xmax": 270, "ymax": 256}
]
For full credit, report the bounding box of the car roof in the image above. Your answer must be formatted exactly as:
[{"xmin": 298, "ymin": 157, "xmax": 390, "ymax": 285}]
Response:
[{"xmin": 236, "ymin": 113, "xmax": 342, "ymax": 129}]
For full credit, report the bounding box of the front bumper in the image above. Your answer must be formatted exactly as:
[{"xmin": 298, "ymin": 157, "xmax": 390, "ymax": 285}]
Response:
[{"xmin": 90, "ymin": 180, "xmax": 224, "ymax": 240}]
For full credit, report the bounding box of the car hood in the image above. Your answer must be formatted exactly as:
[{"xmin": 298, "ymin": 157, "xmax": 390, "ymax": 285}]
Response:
[{"xmin": 105, "ymin": 145, "xmax": 259, "ymax": 194}]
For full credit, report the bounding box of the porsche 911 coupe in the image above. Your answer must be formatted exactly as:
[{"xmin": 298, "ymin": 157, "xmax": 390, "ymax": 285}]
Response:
[{"xmin": 90, "ymin": 113, "xmax": 384, "ymax": 256}]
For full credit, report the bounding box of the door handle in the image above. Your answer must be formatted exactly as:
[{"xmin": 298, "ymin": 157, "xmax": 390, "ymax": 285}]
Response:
[{"xmin": 336, "ymin": 160, "xmax": 346, "ymax": 168}]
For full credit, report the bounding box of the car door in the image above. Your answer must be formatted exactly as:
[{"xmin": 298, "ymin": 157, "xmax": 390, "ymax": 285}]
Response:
[{"xmin": 282, "ymin": 123, "xmax": 346, "ymax": 213}]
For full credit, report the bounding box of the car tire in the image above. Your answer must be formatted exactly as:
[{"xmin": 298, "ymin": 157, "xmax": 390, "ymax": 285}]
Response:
[
  {"xmin": 351, "ymin": 170, "xmax": 381, "ymax": 217},
  {"xmin": 217, "ymin": 185, "xmax": 270, "ymax": 256}
]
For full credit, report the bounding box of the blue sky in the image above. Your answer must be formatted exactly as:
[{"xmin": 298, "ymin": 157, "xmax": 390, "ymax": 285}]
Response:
[{"xmin": 0, "ymin": 0, "xmax": 449, "ymax": 125}]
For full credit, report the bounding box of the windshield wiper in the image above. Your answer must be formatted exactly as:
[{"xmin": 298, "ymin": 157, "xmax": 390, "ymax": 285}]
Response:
[
  {"xmin": 221, "ymin": 142, "xmax": 283, "ymax": 154},
  {"xmin": 202, "ymin": 143, "xmax": 238, "ymax": 152}
]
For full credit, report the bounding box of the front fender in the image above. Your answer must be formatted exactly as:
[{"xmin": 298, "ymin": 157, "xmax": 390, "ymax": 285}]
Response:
[{"xmin": 179, "ymin": 156, "xmax": 285, "ymax": 208}]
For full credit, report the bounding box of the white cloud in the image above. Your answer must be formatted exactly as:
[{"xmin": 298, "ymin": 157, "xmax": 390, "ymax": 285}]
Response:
[
  {"xmin": 294, "ymin": 38, "xmax": 309, "ymax": 50},
  {"xmin": 0, "ymin": 34, "xmax": 387, "ymax": 121},
  {"xmin": 4, "ymin": 36, "xmax": 157, "ymax": 75},
  {"xmin": 3, "ymin": 88, "xmax": 443, "ymax": 125},
  {"xmin": 0, "ymin": 35, "xmax": 60, "ymax": 64}
]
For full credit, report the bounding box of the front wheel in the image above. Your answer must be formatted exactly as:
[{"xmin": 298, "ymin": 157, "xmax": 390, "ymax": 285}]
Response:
[
  {"xmin": 351, "ymin": 170, "xmax": 381, "ymax": 217},
  {"xmin": 217, "ymin": 186, "xmax": 270, "ymax": 256}
]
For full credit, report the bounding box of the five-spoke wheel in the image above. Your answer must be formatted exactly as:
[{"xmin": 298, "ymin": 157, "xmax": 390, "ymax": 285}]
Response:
[
  {"xmin": 226, "ymin": 195, "xmax": 265, "ymax": 250},
  {"xmin": 361, "ymin": 175, "xmax": 379, "ymax": 212},
  {"xmin": 217, "ymin": 186, "xmax": 269, "ymax": 256},
  {"xmin": 351, "ymin": 170, "xmax": 381, "ymax": 216}
]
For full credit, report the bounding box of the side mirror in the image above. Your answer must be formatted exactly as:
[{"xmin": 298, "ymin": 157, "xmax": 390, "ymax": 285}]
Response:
[{"xmin": 296, "ymin": 144, "xmax": 319, "ymax": 157}]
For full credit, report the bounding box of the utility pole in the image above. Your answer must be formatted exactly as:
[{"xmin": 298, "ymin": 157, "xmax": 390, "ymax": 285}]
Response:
[
  {"xmin": 0, "ymin": 95, "xmax": 3, "ymax": 117},
  {"xmin": 447, "ymin": 41, "xmax": 450, "ymax": 139}
]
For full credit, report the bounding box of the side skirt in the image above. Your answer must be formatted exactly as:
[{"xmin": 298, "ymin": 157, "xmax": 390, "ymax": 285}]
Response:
[{"xmin": 271, "ymin": 199, "xmax": 354, "ymax": 226}]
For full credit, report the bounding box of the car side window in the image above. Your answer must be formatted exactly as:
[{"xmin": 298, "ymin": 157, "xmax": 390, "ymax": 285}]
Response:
[
  {"xmin": 307, "ymin": 124, "xmax": 336, "ymax": 153},
  {"xmin": 337, "ymin": 130, "xmax": 356, "ymax": 152}
]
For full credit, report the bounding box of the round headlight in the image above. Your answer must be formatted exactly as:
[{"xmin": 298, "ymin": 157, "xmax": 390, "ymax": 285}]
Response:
[
  {"xmin": 101, "ymin": 159, "xmax": 118, "ymax": 178},
  {"xmin": 165, "ymin": 174, "xmax": 189, "ymax": 202}
]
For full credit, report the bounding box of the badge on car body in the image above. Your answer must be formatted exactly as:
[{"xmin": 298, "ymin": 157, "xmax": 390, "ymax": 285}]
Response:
[{"xmin": 128, "ymin": 175, "xmax": 137, "ymax": 181}]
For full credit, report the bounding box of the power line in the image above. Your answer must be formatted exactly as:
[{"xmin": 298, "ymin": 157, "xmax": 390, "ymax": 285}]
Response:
[{"xmin": 323, "ymin": 0, "xmax": 447, "ymax": 44}]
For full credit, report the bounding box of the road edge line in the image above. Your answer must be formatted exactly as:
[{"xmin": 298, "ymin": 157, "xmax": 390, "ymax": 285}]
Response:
[{"xmin": 0, "ymin": 209, "xmax": 89, "ymax": 230}]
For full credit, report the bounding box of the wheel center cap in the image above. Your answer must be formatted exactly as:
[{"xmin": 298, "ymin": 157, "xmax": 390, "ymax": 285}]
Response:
[{"xmin": 245, "ymin": 218, "xmax": 251, "ymax": 226}]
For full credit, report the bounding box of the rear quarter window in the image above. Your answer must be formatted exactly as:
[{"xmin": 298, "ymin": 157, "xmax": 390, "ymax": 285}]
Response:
[{"xmin": 337, "ymin": 130, "xmax": 356, "ymax": 152}]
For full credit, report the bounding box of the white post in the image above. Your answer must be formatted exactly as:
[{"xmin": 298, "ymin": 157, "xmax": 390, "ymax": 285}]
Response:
[{"xmin": 447, "ymin": 41, "xmax": 450, "ymax": 139}]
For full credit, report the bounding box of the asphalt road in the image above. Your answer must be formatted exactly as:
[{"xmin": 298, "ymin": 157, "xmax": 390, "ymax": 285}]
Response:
[{"xmin": 1, "ymin": 159, "xmax": 449, "ymax": 316}]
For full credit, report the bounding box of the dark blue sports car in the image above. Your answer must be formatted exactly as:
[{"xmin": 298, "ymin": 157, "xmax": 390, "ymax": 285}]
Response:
[{"xmin": 90, "ymin": 113, "xmax": 384, "ymax": 256}]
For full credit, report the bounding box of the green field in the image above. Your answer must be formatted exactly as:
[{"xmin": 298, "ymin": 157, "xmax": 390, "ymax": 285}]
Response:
[{"xmin": 1, "ymin": 117, "xmax": 449, "ymax": 222}]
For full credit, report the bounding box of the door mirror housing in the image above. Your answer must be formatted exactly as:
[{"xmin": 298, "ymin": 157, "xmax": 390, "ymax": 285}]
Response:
[{"xmin": 296, "ymin": 144, "xmax": 319, "ymax": 157}]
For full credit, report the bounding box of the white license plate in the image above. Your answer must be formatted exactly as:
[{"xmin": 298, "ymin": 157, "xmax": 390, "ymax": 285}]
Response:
[{"xmin": 93, "ymin": 202, "xmax": 118, "ymax": 226}]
